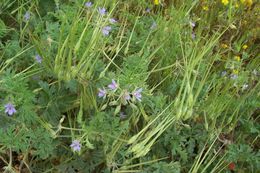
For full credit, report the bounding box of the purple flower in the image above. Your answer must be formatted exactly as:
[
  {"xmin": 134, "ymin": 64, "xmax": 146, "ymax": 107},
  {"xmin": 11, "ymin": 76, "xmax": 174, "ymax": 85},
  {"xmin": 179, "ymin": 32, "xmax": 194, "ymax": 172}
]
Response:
[
  {"xmin": 102, "ymin": 26, "xmax": 112, "ymax": 36},
  {"xmin": 150, "ymin": 22, "xmax": 157, "ymax": 30},
  {"xmin": 85, "ymin": 1, "xmax": 93, "ymax": 8},
  {"xmin": 190, "ymin": 21, "xmax": 196, "ymax": 28},
  {"xmin": 133, "ymin": 88, "xmax": 143, "ymax": 102},
  {"xmin": 98, "ymin": 88, "xmax": 107, "ymax": 98},
  {"xmin": 145, "ymin": 8, "xmax": 151, "ymax": 13},
  {"xmin": 230, "ymin": 74, "xmax": 238, "ymax": 80},
  {"xmin": 98, "ymin": 7, "xmax": 106, "ymax": 15},
  {"xmin": 70, "ymin": 140, "xmax": 81, "ymax": 152},
  {"xmin": 109, "ymin": 18, "xmax": 117, "ymax": 24},
  {"xmin": 221, "ymin": 71, "xmax": 227, "ymax": 77},
  {"xmin": 108, "ymin": 79, "xmax": 118, "ymax": 90},
  {"xmin": 4, "ymin": 103, "xmax": 16, "ymax": 116},
  {"xmin": 23, "ymin": 11, "xmax": 30, "ymax": 21},
  {"xmin": 35, "ymin": 54, "xmax": 42, "ymax": 63}
]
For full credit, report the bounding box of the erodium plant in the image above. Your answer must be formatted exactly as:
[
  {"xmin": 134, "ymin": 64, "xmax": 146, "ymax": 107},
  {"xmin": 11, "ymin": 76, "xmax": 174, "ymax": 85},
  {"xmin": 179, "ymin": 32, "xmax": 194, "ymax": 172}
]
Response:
[{"xmin": 0, "ymin": 0, "xmax": 259, "ymax": 172}]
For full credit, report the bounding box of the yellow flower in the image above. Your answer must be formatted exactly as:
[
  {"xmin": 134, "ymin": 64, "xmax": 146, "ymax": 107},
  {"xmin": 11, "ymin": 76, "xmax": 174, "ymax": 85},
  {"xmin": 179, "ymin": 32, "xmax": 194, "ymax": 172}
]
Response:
[
  {"xmin": 234, "ymin": 56, "xmax": 241, "ymax": 62},
  {"xmin": 221, "ymin": 43, "xmax": 228, "ymax": 48},
  {"xmin": 242, "ymin": 45, "xmax": 248, "ymax": 50},
  {"xmin": 203, "ymin": 6, "xmax": 209, "ymax": 11},
  {"xmin": 235, "ymin": 3, "xmax": 239, "ymax": 8},
  {"xmin": 247, "ymin": 0, "xmax": 253, "ymax": 6},
  {"xmin": 233, "ymin": 69, "xmax": 239, "ymax": 74},
  {"xmin": 154, "ymin": 0, "xmax": 159, "ymax": 5},
  {"xmin": 222, "ymin": 0, "xmax": 229, "ymax": 5}
]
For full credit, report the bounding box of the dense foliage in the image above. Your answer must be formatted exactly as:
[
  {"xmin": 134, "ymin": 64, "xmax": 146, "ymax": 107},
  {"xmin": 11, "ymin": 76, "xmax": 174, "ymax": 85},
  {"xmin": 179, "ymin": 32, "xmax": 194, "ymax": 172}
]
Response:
[{"xmin": 0, "ymin": 0, "xmax": 259, "ymax": 172}]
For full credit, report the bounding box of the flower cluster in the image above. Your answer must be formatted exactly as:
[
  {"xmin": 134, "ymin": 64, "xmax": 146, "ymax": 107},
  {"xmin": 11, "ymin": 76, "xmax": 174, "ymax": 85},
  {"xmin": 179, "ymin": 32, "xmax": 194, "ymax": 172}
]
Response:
[
  {"xmin": 221, "ymin": 0, "xmax": 229, "ymax": 6},
  {"xmin": 221, "ymin": 69, "xmax": 239, "ymax": 80},
  {"xmin": 234, "ymin": 55, "xmax": 241, "ymax": 62},
  {"xmin": 221, "ymin": 43, "xmax": 229, "ymax": 49},
  {"xmin": 84, "ymin": 2, "xmax": 117, "ymax": 37},
  {"xmin": 98, "ymin": 79, "xmax": 143, "ymax": 103},
  {"xmin": 242, "ymin": 44, "xmax": 248, "ymax": 50},
  {"xmin": 154, "ymin": 0, "xmax": 159, "ymax": 5}
]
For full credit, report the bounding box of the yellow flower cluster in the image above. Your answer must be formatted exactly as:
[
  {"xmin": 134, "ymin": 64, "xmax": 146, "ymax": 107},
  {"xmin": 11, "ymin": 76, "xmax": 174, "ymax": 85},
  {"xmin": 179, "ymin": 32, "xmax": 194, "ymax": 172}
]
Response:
[
  {"xmin": 222, "ymin": 0, "xmax": 229, "ymax": 5},
  {"xmin": 221, "ymin": 0, "xmax": 253, "ymax": 7},
  {"xmin": 233, "ymin": 69, "xmax": 239, "ymax": 74},
  {"xmin": 234, "ymin": 56, "xmax": 241, "ymax": 62},
  {"xmin": 203, "ymin": 6, "xmax": 209, "ymax": 11},
  {"xmin": 242, "ymin": 45, "xmax": 248, "ymax": 50},
  {"xmin": 221, "ymin": 43, "xmax": 228, "ymax": 48},
  {"xmin": 154, "ymin": 0, "xmax": 159, "ymax": 5}
]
